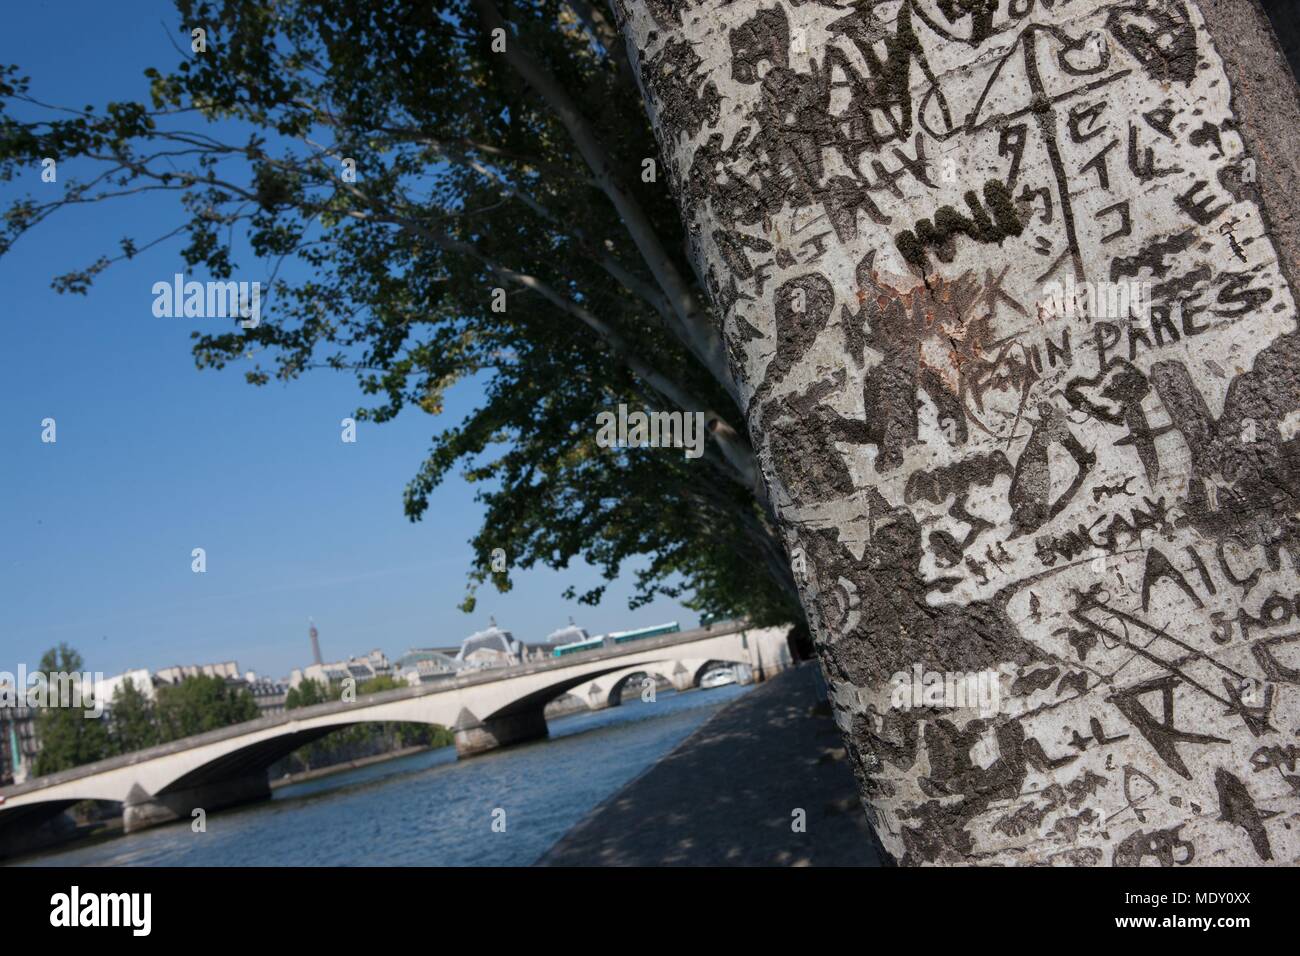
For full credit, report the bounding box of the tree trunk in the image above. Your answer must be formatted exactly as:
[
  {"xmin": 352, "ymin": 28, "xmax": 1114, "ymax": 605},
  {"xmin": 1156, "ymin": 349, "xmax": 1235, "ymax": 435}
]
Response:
[{"xmin": 613, "ymin": 0, "xmax": 1300, "ymax": 865}]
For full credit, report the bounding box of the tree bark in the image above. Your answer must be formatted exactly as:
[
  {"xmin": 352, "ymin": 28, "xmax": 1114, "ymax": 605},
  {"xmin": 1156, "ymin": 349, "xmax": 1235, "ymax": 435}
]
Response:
[{"xmin": 614, "ymin": 0, "xmax": 1300, "ymax": 865}]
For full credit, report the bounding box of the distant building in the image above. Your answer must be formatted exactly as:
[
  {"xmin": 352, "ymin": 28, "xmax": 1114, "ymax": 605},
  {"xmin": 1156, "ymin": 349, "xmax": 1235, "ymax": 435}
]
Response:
[
  {"xmin": 455, "ymin": 624, "xmax": 551, "ymax": 670},
  {"xmin": 355, "ymin": 649, "xmax": 392, "ymax": 678},
  {"xmin": 393, "ymin": 649, "xmax": 463, "ymax": 686},
  {"xmin": 545, "ymin": 622, "xmax": 590, "ymax": 645},
  {"xmin": 0, "ymin": 686, "xmax": 37, "ymax": 786},
  {"xmin": 93, "ymin": 669, "xmax": 155, "ymax": 705},
  {"xmin": 247, "ymin": 680, "xmax": 288, "ymax": 716},
  {"xmin": 155, "ymin": 661, "xmax": 241, "ymax": 685},
  {"xmin": 290, "ymin": 649, "xmax": 392, "ymax": 690},
  {"xmin": 290, "ymin": 663, "xmax": 346, "ymax": 689}
]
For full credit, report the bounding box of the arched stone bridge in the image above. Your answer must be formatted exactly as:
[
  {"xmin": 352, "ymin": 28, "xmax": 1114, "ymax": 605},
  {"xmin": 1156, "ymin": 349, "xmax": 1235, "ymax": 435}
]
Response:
[{"xmin": 0, "ymin": 622, "xmax": 792, "ymax": 853}]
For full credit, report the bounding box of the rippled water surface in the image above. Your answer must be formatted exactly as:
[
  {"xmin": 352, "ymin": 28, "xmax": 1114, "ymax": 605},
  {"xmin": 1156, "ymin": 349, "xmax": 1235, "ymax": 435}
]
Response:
[{"xmin": 14, "ymin": 684, "xmax": 752, "ymax": 866}]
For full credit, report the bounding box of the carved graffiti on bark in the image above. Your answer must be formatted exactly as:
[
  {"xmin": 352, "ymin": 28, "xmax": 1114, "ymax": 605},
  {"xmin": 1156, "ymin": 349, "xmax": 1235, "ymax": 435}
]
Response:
[{"xmin": 620, "ymin": 0, "xmax": 1300, "ymax": 864}]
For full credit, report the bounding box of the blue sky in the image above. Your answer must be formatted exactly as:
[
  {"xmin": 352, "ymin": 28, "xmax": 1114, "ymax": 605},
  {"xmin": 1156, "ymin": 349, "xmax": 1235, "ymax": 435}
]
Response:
[{"xmin": 0, "ymin": 1, "xmax": 694, "ymax": 680}]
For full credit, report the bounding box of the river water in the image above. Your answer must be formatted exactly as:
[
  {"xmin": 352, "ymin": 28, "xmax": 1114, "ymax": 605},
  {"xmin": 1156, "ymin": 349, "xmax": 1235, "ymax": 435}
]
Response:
[{"xmin": 12, "ymin": 683, "xmax": 752, "ymax": 866}]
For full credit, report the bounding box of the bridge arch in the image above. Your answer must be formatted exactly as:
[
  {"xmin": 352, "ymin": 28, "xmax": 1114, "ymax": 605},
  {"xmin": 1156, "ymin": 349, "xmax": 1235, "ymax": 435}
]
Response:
[
  {"xmin": 692, "ymin": 659, "xmax": 747, "ymax": 686},
  {"xmin": 606, "ymin": 668, "xmax": 664, "ymax": 705},
  {"xmin": 571, "ymin": 662, "xmax": 677, "ymax": 709},
  {"xmin": 1, "ymin": 622, "xmax": 792, "ymax": 855}
]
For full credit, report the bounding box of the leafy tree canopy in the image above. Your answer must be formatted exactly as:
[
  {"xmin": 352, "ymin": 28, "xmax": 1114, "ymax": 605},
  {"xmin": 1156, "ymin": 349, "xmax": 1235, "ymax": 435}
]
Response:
[
  {"xmin": 154, "ymin": 673, "xmax": 260, "ymax": 741},
  {"xmin": 109, "ymin": 676, "xmax": 160, "ymax": 753},
  {"xmin": 0, "ymin": 0, "xmax": 799, "ymax": 627},
  {"xmin": 31, "ymin": 644, "xmax": 111, "ymax": 776},
  {"xmin": 284, "ymin": 676, "xmax": 335, "ymax": 709}
]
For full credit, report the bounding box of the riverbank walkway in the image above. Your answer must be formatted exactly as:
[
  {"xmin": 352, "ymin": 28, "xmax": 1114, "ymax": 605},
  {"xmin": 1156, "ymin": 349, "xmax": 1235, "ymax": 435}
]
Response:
[{"xmin": 539, "ymin": 663, "xmax": 886, "ymax": 866}]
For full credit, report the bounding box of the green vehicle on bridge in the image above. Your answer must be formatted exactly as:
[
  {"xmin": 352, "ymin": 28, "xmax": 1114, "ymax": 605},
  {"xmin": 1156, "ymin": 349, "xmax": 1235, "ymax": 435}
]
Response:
[
  {"xmin": 551, "ymin": 637, "xmax": 606, "ymax": 658},
  {"xmin": 551, "ymin": 622, "xmax": 680, "ymax": 658},
  {"xmin": 607, "ymin": 622, "xmax": 680, "ymax": 645}
]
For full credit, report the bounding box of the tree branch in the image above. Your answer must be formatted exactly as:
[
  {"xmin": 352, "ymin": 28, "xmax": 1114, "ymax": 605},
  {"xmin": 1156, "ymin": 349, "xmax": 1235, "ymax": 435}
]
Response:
[{"xmin": 470, "ymin": 0, "xmax": 736, "ymax": 405}]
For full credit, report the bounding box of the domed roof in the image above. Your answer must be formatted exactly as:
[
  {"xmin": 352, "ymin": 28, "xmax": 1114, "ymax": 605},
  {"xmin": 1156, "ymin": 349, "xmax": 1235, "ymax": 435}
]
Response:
[
  {"xmin": 456, "ymin": 625, "xmax": 518, "ymax": 660},
  {"xmin": 545, "ymin": 624, "xmax": 590, "ymax": 644}
]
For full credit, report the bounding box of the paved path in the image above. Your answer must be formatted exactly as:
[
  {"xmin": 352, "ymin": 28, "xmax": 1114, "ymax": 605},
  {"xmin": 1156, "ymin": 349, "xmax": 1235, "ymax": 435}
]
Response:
[{"xmin": 538, "ymin": 663, "xmax": 886, "ymax": 866}]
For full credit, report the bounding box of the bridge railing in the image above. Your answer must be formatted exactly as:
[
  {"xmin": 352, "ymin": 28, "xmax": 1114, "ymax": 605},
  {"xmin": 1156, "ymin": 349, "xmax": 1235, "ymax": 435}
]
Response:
[{"xmin": 0, "ymin": 618, "xmax": 765, "ymax": 799}]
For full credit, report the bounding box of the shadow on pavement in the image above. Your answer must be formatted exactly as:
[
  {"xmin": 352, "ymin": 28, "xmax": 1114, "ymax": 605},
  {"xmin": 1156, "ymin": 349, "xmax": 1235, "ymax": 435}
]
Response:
[{"xmin": 538, "ymin": 663, "xmax": 887, "ymax": 866}]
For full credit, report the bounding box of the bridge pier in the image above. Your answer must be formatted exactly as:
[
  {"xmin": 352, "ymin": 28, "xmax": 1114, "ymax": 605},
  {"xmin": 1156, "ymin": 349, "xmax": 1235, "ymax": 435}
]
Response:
[
  {"xmin": 670, "ymin": 672, "xmax": 695, "ymax": 693},
  {"xmin": 586, "ymin": 683, "xmax": 614, "ymax": 711},
  {"xmin": 454, "ymin": 709, "xmax": 548, "ymax": 757},
  {"xmin": 123, "ymin": 771, "xmax": 271, "ymax": 834}
]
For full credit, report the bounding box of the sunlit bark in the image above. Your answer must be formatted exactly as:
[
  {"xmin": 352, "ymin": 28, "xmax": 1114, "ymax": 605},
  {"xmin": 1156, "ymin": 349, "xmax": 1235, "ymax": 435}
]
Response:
[{"xmin": 616, "ymin": 0, "xmax": 1300, "ymax": 865}]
